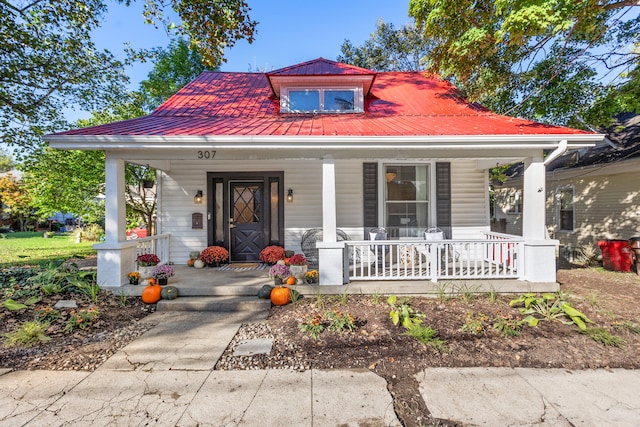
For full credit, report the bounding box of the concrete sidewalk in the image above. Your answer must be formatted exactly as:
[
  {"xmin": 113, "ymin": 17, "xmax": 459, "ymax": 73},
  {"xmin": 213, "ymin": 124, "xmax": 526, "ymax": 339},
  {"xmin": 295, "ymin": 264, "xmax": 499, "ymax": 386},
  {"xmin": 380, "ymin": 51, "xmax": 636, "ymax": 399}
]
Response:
[{"xmin": 0, "ymin": 312, "xmax": 639, "ymax": 426}]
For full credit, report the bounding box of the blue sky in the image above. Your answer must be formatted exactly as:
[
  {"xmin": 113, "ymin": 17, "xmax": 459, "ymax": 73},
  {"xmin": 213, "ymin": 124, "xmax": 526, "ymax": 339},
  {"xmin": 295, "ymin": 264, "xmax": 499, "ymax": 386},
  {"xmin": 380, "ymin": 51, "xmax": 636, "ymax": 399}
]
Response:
[{"xmin": 93, "ymin": 1, "xmax": 413, "ymax": 92}]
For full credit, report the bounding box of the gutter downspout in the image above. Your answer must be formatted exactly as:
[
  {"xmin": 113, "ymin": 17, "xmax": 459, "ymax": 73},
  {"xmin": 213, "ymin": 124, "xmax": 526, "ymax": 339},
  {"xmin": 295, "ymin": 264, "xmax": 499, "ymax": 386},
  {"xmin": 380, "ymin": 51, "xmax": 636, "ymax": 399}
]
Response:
[{"xmin": 544, "ymin": 139, "xmax": 568, "ymax": 166}]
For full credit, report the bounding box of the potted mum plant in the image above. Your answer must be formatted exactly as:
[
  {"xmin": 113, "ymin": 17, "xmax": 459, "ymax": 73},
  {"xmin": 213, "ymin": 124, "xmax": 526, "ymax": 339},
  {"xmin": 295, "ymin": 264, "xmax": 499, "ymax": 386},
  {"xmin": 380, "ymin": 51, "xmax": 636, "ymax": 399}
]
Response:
[
  {"xmin": 259, "ymin": 245, "xmax": 285, "ymax": 264},
  {"xmin": 151, "ymin": 264, "xmax": 175, "ymax": 285},
  {"xmin": 137, "ymin": 253, "xmax": 160, "ymax": 279},
  {"xmin": 268, "ymin": 263, "xmax": 290, "ymax": 285},
  {"xmin": 128, "ymin": 271, "xmax": 140, "ymax": 285},
  {"xmin": 287, "ymin": 254, "xmax": 308, "ymax": 284},
  {"xmin": 199, "ymin": 246, "xmax": 229, "ymax": 267}
]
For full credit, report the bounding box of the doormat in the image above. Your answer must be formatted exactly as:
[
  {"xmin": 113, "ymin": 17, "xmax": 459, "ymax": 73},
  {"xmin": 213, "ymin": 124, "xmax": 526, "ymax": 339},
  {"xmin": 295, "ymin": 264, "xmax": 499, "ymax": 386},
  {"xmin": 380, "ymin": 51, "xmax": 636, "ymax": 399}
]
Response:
[{"xmin": 216, "ymin": 263, "xmax": 267, "ymax": 271}]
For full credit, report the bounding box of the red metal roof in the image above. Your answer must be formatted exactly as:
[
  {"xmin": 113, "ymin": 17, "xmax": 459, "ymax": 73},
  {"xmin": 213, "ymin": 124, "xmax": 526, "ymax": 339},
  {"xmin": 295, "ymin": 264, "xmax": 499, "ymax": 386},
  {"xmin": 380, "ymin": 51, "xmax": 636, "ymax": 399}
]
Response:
[
  {"xmin": 266, "ymin": 57, "xmax": 375, "ymax": 76},
  {"xmin": 56, "ymin": 60, "xmax": 592, "ymax": 138}
]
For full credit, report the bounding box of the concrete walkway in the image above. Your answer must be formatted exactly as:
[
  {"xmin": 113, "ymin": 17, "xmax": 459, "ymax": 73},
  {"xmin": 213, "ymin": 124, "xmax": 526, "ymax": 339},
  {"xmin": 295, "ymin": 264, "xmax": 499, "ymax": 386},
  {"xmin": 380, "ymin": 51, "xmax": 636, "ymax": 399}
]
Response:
[{"xmin": 1, "ymin": 312, "xmax": 639, "ymax": 426}]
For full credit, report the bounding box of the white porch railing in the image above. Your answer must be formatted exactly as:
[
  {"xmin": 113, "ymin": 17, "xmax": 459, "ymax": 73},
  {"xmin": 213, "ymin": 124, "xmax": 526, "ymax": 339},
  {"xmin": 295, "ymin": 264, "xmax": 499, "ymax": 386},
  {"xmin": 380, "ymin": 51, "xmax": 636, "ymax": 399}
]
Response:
[
  {"xmin": 133, "ymin": 234, "xmax": 170, "ymax": 265},
  {"xmin": 345, "ymin": 232, "xmax": 524, "ymax": 282}
]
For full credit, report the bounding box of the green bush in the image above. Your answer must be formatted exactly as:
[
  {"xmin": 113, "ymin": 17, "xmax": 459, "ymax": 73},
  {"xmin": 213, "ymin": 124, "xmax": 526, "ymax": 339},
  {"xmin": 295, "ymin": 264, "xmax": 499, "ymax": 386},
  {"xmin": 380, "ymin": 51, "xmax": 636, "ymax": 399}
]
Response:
[{"xmin": 81, "ymin": 224, "xmax": 104, "ymax": 242}]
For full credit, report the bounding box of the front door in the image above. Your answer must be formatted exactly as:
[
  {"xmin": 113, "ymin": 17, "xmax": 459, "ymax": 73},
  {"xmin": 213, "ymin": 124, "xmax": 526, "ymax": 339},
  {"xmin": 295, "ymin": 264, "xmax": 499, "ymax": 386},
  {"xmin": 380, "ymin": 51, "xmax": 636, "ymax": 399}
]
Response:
[
  {"xmin": 208, "ymin": 172, "xmax": 284, "ymax": 262},
  {"xmin": 230, "ymin": 181, "xmax": 265, "ymax": 261}
]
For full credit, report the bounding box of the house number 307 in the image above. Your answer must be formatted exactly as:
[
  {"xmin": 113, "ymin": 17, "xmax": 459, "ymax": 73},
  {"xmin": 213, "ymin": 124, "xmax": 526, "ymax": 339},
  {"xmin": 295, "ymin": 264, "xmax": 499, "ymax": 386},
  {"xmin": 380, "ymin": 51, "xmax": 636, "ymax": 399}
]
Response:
[{"xmin": 197, "ymin": 150, "xmax": 216, "ymax": 159}]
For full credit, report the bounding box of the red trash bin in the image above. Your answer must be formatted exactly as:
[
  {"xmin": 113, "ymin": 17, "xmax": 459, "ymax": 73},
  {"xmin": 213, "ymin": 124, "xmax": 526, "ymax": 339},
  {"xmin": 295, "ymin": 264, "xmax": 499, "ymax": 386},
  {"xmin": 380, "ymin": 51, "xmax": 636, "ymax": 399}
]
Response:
[{"xmin": 597, "ymin": 240, "xmax": 633, "ymax": 272}]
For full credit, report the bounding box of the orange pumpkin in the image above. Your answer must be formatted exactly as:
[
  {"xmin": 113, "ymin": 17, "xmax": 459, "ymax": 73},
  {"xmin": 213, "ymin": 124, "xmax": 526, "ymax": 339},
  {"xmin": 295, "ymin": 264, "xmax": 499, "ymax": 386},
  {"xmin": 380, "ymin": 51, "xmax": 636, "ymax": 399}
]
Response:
[
  {"xmin": 285, "ymin": 276, "xmax": 297, "ymax": 285},
  {"xmin": 270, "ymin": 286, "xmax": 291, "ymax": 306},
  {"xmin": 141, "ymin": 281, "xmax": 162, "ymax": 304},
  {"xmin": 148, "ymin": 278, "xmax": 157, "ymax": 286},
  {"xmin": 187, "ymin": 259, "xmax": 195, "ymax": 267},
  {"xmin": 283, "ymin": 257, "xmax": 290, "ymax": 266}
]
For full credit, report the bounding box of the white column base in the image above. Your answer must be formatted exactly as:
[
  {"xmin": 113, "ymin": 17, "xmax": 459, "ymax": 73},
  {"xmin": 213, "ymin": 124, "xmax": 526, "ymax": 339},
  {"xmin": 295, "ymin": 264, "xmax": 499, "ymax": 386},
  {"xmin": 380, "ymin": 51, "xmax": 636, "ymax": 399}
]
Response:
[
  {"xmin": 94, "ymin": 241, "xmax": 138, "ymax": 288},
  {"xmin": 522, "ymin": 239, "xmax": 559, "ymax": 283},
  {"xmin": 317, "ymin": 241, "xmax": 346, "ymax": 285}
]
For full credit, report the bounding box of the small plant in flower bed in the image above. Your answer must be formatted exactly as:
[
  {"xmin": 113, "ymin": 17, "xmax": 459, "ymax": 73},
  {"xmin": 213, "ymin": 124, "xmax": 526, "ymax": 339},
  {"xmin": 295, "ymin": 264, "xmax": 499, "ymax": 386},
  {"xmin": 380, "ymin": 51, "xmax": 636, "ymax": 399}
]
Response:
[
  {"xmin": 64, "ymin": 307, "xmax": 100, "ymax": 333},
  {"xmin": 299, "ymin": 314, "xmax": 325, "ymax": 339},
  {"xmin": 3, "ymin": 320, "xmax": 51, "ymax": 347},
  {"xmin": 199, "ymin": 246, "xmax": 229, "ymax": 264},
  {"xmin": 259, "ymin": 245, "xmax": 285, "ymax": 264},
  {"xmin": 287, "ymin": 253, "xmax": 307, "ymax": 266},
  {"xmin": 152, "ymin": 264, "xmax": 175, "ymax": 280},
  {"xmin": 326, "ymin": 309, "xmax": 358, "ymax": 334},
  {"xmin": 405, "ymin": 324, "xmax": 447, "ymax": 351},
  {"xmin": 268, "ymin": 263, "xmax": 290, "ymax": 280},
  {"xmin": 299, "ymin": 309, "xmax": 361, "ymax": 339},
  {"xmin": 305, "ymin": 269, "xmax": 319, "ymax": 283},
  {"xmin": 137, "ymin": 253, "xmax": 160, "ymax": 266},
  {"xmin": 509, "ymin": 292, "xmax": 592, "ymax": 330},
  {"xmin": 35, "ymin": 306, "xmax": 62, "ymax": 323},
  {"xmin": 493, "ymin": 312, "xmax": 525, "ymax": 337},
  {"xmin": 460, "ymin": 311, "xmax": 488, "ymax": 335}
]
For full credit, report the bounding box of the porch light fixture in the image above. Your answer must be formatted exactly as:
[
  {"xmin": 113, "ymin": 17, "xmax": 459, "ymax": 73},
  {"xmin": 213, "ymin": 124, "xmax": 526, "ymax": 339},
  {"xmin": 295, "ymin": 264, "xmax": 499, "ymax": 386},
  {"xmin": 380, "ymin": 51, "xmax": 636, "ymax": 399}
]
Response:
[
  {"xmin": 286, "ymin": 188, "xmax": 294, "ymax": 203},
  {"xmin": 194, "ymin": 190, "xmax": 203, "ymax": 204}
]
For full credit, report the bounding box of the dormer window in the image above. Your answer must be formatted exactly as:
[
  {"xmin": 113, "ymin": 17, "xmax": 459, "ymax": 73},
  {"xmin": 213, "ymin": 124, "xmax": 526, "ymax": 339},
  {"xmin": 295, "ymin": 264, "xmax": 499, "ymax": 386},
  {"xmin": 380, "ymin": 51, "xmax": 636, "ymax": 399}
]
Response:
[{"xmin": 281, "ymin": 87, "xmax": 363, "ymax": 113}]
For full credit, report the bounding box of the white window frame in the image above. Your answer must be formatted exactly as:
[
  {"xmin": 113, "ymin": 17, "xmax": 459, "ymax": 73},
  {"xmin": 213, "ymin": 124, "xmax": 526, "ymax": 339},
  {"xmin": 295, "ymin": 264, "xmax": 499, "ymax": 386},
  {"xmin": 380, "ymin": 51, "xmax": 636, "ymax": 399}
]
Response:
[
  {"xmin": 377, "ymin": 161, "xmax": 434, "ymax": 237},
  {"xmin": 280, "ymin": 86, "xmax": 363, "ymax": 113},
  {"xmin": 556, "ymin": 186, "xmax": 576, "ymax": 232},
  {"xmin": 506, "ymin": 190, "xmax": 522, "ymax": 214}
]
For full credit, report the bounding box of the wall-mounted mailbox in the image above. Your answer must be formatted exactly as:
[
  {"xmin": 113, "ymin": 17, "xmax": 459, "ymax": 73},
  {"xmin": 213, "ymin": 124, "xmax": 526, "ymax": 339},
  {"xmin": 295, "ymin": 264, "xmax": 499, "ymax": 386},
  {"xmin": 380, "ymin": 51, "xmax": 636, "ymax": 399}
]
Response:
[{"xmin": 192, "ymin": 212, "xmax": 203, "ymax": 229}]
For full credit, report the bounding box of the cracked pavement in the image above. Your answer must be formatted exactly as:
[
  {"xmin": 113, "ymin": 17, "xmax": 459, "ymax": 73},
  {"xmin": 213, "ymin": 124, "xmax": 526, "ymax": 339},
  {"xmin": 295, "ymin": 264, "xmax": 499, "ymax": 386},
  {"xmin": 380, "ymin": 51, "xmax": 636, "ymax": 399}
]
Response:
[{"xmin": 1, "ymin": 312, "xmax": 639, "ymax": 426}]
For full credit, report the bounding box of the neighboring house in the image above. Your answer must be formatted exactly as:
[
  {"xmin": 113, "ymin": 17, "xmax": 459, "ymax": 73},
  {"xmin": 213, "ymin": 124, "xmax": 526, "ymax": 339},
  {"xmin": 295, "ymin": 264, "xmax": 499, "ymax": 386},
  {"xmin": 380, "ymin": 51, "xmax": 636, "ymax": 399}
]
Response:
[
  {"xmin": 494, "ymin": 113, "xmax": 640, "ymax": 262},
  {"xmin": 44, "ymin": 58, "xmax": 602, "ymax": 288}
]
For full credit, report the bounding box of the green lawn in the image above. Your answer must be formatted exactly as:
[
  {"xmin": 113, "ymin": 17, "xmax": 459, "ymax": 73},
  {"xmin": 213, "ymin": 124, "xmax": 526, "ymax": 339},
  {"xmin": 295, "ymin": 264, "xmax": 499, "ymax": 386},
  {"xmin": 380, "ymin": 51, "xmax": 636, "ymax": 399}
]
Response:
[{"xmin": 0, "ymin": 232, "xmax": 96, "ymax": 267}]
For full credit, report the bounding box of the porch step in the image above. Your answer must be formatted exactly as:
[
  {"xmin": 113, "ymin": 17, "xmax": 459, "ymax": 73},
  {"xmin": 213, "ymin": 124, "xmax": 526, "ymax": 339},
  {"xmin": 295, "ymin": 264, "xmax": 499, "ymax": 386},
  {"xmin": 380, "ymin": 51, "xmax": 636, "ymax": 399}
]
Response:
[
  {"xmin": 156, "ymin": 296, "xmax": 271, "ymax": 313},
  {"xmin": 169, "ymin": 285, "xmax": 265, "ymax": 297}
]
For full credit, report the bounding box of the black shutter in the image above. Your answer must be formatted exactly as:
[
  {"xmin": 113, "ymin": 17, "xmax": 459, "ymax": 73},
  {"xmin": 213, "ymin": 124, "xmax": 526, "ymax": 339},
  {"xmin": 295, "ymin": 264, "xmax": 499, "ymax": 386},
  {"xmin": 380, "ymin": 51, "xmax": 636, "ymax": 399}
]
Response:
[
  {"xmin": 363, "ymin": 163, "xmax": 378, "ymax": 236},
  {"xmin": 436, "ymin": 162, "xmax": 452, "ymax": 239}
]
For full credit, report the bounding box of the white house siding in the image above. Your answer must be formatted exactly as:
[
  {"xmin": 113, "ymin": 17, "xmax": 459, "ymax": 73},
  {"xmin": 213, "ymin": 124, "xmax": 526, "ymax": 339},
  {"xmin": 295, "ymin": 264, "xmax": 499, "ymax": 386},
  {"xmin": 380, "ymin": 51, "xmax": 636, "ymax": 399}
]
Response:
[
  {"xmin": 496, "ymin": 160, "xmax": 640, "ymax": 258},
  {"xmin": 160, "ymin": 159, "xmax": 492, "ymax": 264},
  {"xmin": 547, "ymin": 165, "xmax": 640, "ymax": 250}
]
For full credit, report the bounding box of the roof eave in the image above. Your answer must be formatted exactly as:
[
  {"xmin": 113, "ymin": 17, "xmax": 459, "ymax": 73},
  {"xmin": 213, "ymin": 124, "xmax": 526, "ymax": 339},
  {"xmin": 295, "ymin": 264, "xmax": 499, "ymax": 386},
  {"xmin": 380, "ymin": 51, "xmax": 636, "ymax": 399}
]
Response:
[{"xmin": 44, "ymin": 133, "xmax": 604, "ymax": 150}]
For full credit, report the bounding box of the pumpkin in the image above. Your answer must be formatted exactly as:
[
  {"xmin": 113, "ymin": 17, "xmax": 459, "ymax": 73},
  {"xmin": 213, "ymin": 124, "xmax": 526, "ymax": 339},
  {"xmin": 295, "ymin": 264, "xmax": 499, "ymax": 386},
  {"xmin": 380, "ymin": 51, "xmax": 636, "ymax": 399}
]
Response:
[
  {"xmin": 193, "ymin": 259, "xmax": 205, "ymax": 269},
  {"xmin": 285, "ymin": 275, "xmax": 297, "ymax": 285},
  {"xmin": 141, "ymin": 281, "xmax": 161, "ymax": 304},
  {"xmin": 270, "ymin": 286, "xmax": 291, "ymax": 306},
  {"xmin": 283, "ymin": 257, "xmax": 290, "ymax": 266},
  {"xmin": 147, "ymin": 278, "xmax": 157, "ymax": 286},
  {"xmin": 257, "ymin": 284, "xmax": 274, "ymax": 299},
  {"xmin": 187, "ymin": 259, "xmax": 195, "ymax": 267},
  {"xmin": 161, "ymin": 286, "xmax": 179, "ymax": 300}
]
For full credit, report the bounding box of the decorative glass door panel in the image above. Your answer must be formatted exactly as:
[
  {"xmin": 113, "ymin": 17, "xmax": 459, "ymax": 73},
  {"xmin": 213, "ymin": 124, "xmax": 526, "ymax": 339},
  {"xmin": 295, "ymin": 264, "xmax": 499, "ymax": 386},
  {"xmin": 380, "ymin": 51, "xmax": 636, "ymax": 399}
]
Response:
[{"xmin": 230, "ymin": 181, "xmax": 265, "ymax": 261}]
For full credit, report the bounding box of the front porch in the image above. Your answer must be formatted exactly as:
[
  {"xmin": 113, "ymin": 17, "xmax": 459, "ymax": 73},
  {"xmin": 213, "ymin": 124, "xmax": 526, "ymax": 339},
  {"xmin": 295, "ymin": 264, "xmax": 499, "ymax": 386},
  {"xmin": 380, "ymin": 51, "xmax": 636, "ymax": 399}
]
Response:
[{"xmin": 116, "ymin": 263, "xmax": 559, "ymax": 299}]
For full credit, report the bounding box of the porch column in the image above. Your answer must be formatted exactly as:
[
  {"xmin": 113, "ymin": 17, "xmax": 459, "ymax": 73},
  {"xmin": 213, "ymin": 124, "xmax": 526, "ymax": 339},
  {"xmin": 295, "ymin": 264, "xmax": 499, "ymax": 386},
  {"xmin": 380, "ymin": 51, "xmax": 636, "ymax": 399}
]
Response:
[
  {"xmin": 94, "ymin": 156, "xmax": 136, "ymax": 288},
  {"xmin": 522, "ymin": 155, "xmax": 558, "ymax": 283},
  {"xmin": 318, "ymin": 156, "xmax": 346, "ymax": 285}
]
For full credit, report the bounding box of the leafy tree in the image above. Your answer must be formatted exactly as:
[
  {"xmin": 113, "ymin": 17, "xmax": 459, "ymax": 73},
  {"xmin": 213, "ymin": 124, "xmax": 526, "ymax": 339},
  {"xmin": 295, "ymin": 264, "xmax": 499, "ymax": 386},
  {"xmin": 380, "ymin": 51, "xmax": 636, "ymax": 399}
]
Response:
[
  {"xmin": 0, "ymin": 172, "xmax": 33, "ymax": 231},
  {"xmin": 0, "ymin": 0, "xmax": 127, "ymax": 153},
  {"xmin": 140, "ymin": 38, "xmax": 207, "ymax": 110},
  {"xmin": 408, "ymin": 0, "xmax": 639, "ymax": 126},
  {"xmin": 1, "ymin": 0, "xmax": 256, "ymax": 152},
  {"xmin": 337, "ymin": 20, "xmax": 434, "ymax": 71},
  {"xmin": 0, "ymin": 148, "xmax": 13, "ymax": 173},
  {"xmin": 125, "ymin": 165, "xmax": 157, "ymax": 233},
  {"xmin": 21, "ymin": 147, "xmax": 105, "ymax": 221},
  {"xmin": 142, "ymin": 0, "xmax": 257, "ymax": 68},
  {"xmin": 21, "ymin": 37, "xmax": 205, "ymax": 230}
]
